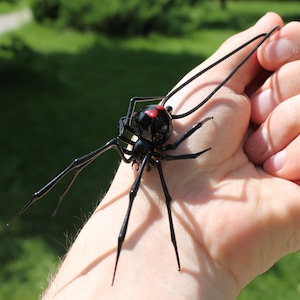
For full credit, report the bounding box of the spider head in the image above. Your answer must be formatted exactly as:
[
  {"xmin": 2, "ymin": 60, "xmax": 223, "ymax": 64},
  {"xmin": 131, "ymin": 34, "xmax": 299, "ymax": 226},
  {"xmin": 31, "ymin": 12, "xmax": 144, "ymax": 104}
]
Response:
[{"xmin": 134, "ymin": 105, "xmax": 173, "ymax": 146}]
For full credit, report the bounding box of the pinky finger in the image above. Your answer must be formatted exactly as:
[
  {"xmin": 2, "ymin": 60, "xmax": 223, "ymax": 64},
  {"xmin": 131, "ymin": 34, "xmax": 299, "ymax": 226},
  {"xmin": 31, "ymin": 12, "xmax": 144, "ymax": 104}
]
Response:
[{"xmin": 264, "ymin": 135, "xmax": 300, "ymax": 181}]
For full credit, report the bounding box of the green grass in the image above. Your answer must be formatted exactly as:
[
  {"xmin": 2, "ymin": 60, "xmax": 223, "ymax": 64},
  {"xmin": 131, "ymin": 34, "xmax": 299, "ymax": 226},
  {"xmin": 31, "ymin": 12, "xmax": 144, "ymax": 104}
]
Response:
[{"xmin": 1, "ymin": 2, "xmax": 300, "ymax": 299}]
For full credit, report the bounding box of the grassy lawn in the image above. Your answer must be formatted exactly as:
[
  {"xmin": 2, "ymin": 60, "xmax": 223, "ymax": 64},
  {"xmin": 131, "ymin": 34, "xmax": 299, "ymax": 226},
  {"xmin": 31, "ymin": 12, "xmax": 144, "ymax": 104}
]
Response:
[{"xmin": 1, "ymin": 1, "xmax": 300, "ymax": 299}]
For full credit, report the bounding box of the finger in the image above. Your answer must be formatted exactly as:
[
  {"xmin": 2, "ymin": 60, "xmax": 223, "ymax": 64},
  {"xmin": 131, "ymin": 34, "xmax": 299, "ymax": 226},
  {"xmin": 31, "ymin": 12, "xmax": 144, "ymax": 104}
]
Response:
[
  {"xmin": 257, "ymin": 21, "xmax": 300, "ymax": 71},
  {"xmin": 250, "ymin": 60, "xmax": 300, "ymax": 124},
  {"xmin": 263, "ymin": 135, "xmax": 300, "ymax": 180},
  {"xmin": 245, "ymin": 94, "xmax": 300, "ymax": 164}
]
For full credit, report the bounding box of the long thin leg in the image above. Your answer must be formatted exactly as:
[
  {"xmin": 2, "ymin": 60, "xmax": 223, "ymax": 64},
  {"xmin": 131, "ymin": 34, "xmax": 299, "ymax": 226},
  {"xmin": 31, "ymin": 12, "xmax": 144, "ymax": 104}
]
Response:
[
  {"xmin": 155, "ymin": 159, "xmax": 181, "ymax": 271},
  {"xmin": 52, "ymin": 137, "xmax": 137, "ymax": 215},
  {"xmin": 161, "ymin": 32, "xmax": 268, "ymax": 106},
  {"xmin": 52, "ymin": 160, "xmax": 91, "ymax": 217},
  {"xmin": 162, "ymin": 117, "xmax": 213, "ymax": 151},
  {"xmin": 165, "ymin": 26, "xmax": 280, "ymax": 119},
  {"xmin": 111, "ymin": 155, "xmax": 150, "ymax": 285},
  {"xmin": 7, "ymin": 138, "xmax": 132, "ymax": 225}
]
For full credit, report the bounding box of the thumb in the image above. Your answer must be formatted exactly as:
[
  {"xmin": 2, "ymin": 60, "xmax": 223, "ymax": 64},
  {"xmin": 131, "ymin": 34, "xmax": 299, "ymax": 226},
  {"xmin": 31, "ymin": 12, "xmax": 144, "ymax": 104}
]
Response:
[{"xmin": 257, "ymin": 21, "xmax": 300, "ymax": 71}]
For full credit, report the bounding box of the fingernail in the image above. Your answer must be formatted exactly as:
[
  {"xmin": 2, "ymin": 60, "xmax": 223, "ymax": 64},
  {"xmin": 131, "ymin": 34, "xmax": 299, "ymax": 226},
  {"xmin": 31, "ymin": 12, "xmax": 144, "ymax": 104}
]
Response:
[
  {"xmin": 266, "ymin": 149, "xmax": 286, "ymax": 172},
  {"xmin": 264, "ymin": 39, "xmax": 295, "ymax": 63}
]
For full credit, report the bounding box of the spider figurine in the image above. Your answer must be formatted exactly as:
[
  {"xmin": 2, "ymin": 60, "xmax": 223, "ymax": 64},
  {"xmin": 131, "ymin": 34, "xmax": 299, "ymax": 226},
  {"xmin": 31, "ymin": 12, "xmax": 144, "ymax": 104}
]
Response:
[{"xmin": 8, "ymin": 25, "xmax": 280, "ymax": 285}]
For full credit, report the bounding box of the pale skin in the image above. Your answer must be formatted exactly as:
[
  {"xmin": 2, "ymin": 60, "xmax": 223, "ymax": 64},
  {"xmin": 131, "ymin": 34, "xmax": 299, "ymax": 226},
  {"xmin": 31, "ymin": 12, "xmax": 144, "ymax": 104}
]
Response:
[{"xmin": 43, "ymin": 13, "xmax": 300, "ymax": 299}]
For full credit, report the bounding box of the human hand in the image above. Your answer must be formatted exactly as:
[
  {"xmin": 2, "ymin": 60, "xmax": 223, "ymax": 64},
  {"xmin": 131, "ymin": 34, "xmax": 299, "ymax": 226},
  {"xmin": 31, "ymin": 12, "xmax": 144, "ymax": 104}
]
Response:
[{"xmin": 43, "ymin": 13, "xmax": 300, "ymax": 300}]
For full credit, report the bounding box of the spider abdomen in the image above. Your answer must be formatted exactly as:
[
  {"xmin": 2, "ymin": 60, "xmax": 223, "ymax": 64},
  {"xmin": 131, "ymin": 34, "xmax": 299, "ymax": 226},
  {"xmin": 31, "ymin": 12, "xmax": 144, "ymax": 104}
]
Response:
[{"xmin": 134, "ymin": 105, "xmax": 173, "ymax": 146}]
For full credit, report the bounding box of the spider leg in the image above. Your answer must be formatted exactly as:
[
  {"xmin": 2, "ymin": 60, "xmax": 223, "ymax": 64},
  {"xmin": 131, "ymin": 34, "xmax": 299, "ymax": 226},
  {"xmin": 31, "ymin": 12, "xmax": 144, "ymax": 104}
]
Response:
[
  {"xmin": 112, "ymin": 155, "xmax": 150, "ymax": 285},
  {"xmin": 159, "ymin": 147, "xmax": 211, "ymax": 161},
  {"xmin": 52, "ymin": 159, "xmax": 91, "ymax": 217},
  {"xmin": 155, "ymin": 159, "xmax": 181, "ymax": 272},
  {"xmin": 162, "ymin": 117, "xmax": 213, "ymax": 151},
  {"xmin": 161, "ymin": 32, "xmax": 271, "ymax": 106},
  {"xmin": 7, "ymin": 138, "xmax": 132, "ymax": 225},
  {"xmin": 165, "ymin": 26, "xmax": 280, "ymax": 118}
]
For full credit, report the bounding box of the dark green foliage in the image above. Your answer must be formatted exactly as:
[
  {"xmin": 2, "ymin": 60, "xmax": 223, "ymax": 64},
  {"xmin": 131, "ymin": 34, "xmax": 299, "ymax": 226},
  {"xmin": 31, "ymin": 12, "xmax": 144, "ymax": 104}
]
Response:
[
  {"xmin": 31, "ymin": 0, "xmax": 60, "ymax": 22},
  {"xmin": 29, "ymin": 0, "xmax": 300, "ymax": 36},
  {"xmin": 30, "ymin": 0, "xmax": 205, "ymax": 36}
]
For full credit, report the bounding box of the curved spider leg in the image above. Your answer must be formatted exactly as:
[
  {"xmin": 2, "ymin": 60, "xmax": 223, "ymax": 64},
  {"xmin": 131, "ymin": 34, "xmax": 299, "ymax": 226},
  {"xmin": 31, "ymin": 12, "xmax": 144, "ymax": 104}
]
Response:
[
  {"xmin": 118, "ymin": 129, "xmax": 135, "ymax": 148},
  {"xmin": 118, "ymin": 116, "xmax": 135, "ymax": 136},
  {"xmin": 154, "ymin": 159, "xmax": 181, "ymax": 272},
  {"xmin": 7, "ymin": 138, "xmax": 132, "ymax": 226},
  {"xmin": 162, "ymin": 117, "xmax": 213, "ymax": 151},
  {"xmin": 160, "ymin": 31, "xmax": 270, "ymax": 107},
  {"xmin": 112, "ymin": 154, "xmax": 151, "ymax": 286},
  {"xmin": 162, "ymin": 26, "xmax": 280, "ymax": 117}
]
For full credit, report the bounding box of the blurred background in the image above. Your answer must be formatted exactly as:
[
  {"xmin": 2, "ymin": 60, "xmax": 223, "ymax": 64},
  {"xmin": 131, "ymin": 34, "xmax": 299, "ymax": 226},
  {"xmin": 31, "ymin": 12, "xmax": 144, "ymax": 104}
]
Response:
[{"xmin": 1, "ymin": 0, "xmax": 300, "ymax": 298}]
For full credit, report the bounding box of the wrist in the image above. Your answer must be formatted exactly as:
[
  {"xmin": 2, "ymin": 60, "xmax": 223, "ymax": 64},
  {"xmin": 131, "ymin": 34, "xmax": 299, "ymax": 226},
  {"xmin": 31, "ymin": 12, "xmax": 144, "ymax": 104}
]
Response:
[{"xmin": 43, "ymin": 163, "xmax": 241, "ymax": 299}]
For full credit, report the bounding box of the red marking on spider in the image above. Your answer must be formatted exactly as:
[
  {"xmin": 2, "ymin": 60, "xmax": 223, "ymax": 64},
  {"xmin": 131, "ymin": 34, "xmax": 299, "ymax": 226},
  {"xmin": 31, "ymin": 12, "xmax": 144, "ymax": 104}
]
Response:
[
  {"xmin": 145, "ymin": 108, "xmax": 159, "ymax": 118},
  {"xmin": 156, "ymin": 105, "xmax": 165, "ymax": 111},
  {"xmin": 145, "ymin": 105, "xmax": 165, "ymax": 119}
]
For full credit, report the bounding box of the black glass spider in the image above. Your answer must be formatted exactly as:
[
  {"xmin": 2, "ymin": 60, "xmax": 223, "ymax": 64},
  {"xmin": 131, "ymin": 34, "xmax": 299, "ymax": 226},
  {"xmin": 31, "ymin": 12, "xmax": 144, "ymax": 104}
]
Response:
[{"xmin": 8, "ymin": 25, "xmax": 280, "ymax": 285}]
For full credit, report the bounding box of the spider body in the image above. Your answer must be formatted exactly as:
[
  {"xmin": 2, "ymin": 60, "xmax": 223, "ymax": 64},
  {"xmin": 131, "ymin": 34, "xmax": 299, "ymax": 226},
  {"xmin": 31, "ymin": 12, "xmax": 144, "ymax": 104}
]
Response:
[{"xmin": 8, "ymin": 26, "xmax": 281, "ymax": 285}]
